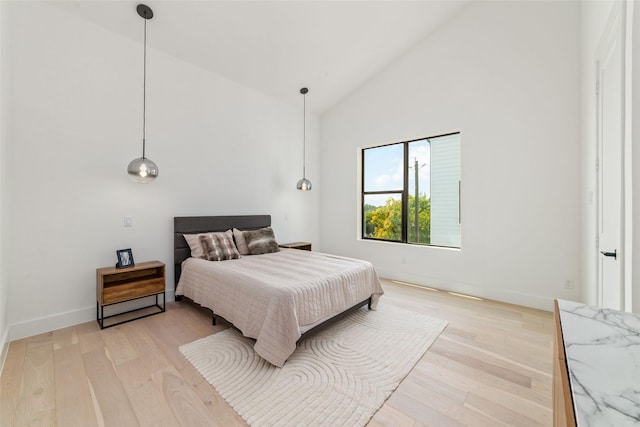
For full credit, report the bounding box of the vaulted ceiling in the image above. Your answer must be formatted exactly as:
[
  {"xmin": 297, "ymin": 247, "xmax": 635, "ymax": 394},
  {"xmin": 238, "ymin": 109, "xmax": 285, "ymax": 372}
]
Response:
[{"xmin": 53, "ymin": 1, "xmax": 470, "ymax": 114}]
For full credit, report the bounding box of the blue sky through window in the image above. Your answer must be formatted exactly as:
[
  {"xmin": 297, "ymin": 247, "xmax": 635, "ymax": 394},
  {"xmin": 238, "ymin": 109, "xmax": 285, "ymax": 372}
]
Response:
[{"xmin": 364, "ymin": 140, "xmax": 430, "ymax": 207}]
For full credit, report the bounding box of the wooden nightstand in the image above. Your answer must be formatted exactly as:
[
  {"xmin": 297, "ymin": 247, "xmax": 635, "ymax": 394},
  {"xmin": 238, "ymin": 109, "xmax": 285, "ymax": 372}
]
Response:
[
  {"xmin": 96, "ymin": 260, "xmax": 166, "ymax": 329},
  {"xmin": 279, "ymin": 242, "xmax": 312, "ymax": 251}
]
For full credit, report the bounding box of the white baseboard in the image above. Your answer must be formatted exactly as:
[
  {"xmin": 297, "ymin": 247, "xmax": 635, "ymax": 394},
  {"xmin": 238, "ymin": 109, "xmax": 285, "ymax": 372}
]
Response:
[
  {"xmin": 379, "ymin": 270, "xmax": 554, "ymax": 312},
  {"xmin": 8, "ymin": 289, "xmax": 175, "ymax": 342},
  {"xmin": 9, "ymin": 305, "xmax": 96, "ymax": 342}
]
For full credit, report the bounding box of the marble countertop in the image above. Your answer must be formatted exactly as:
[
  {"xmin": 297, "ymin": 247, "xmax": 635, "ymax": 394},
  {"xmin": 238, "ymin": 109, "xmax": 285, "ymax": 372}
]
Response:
[{"xmin": 557, "ymin": 300, "xmax": 640, "ymax": 426}]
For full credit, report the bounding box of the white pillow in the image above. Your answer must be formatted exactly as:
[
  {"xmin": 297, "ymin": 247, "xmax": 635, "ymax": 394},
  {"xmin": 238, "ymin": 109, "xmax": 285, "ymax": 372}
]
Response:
[{"xmin": 233, "ymin": 228, "xmax": 250, "ymax": 255}]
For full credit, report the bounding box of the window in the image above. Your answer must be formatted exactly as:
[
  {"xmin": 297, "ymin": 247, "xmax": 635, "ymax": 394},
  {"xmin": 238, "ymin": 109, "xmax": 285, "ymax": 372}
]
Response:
[{"xmin": 362, "ymin": 132, "xmax": 461, "ymax": 248}]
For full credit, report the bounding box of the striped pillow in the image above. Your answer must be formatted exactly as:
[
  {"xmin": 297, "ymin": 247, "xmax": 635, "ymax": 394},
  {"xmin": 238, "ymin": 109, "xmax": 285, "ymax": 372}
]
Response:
[
  {"xmin": 184, "ymin": 229, "xmax": 234, "ymax": 259},
  {"xmin": 243, "ymin": 227, "xmax": 280, "ymax": 255},
  {"xmin": 199, "ymin": 232, "xmax": 240, "ymax": 261}
]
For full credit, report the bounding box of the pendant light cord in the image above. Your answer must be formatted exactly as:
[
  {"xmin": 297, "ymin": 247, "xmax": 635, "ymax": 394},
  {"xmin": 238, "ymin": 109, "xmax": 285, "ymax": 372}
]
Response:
[
  {"xmin": 142, "ymin": 13, "xmax": 147, "ymax": 159},
  {"xmin": 302, "ymin": 92, "xmax": 306, "ymax": 179}
]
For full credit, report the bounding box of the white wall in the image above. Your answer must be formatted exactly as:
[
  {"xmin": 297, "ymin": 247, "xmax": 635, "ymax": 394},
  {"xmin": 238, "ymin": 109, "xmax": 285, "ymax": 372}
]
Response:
[
  {"xmin": 633, "ymin": 0, "xmax": 640, "ymax": 313},
  {"xmin": 319, "ymin": 1, "xmax": 582, "ymax": 311},
  {"xmin": 5, "ymin": 2, "xmax": 319, "ymax": 340},
  {"xmin": 0, "ymin": 0, "xmax": 10, "ymax": 365}
]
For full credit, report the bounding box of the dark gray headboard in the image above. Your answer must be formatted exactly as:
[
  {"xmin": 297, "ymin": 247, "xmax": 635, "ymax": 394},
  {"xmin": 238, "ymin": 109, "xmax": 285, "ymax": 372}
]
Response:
[{"xmin": 173, "ymin": 215, "xmax": 271, "ymax": 287}]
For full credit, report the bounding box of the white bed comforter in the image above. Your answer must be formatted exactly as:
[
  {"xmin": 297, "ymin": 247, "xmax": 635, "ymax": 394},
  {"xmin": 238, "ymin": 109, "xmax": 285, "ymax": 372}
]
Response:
[{"xmin": 175, "ymin": 248, "xmax": 384, "ymax": 367}]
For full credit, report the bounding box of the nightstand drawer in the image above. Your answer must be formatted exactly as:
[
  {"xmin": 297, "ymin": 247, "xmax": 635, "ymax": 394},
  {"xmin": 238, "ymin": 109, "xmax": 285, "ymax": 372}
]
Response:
[{"xmin": 102, "ymin": 278, "xmax": 164, "ymax": 305}]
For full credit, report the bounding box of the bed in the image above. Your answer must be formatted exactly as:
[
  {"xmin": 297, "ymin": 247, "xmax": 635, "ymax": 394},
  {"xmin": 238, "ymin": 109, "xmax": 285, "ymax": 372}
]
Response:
[{"xmin": 174, "ymin": 215, "xmax": 384, "ymax": 367}]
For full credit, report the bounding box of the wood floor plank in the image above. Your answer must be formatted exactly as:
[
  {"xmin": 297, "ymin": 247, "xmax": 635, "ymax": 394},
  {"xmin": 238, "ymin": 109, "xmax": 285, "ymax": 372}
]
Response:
[
  {"xmin": 153, "ymin": 365, "xmax": 219, "ymax": 427},
  {"xmin": 389, "ymin": 374, "xmax": 500, "ymax": 427},
  {"xmin": 177, "ymin": 363, "xmax": 246, "ymax": 426},
  {"xmin": 367, "ymin": 404, "xmax": 416, "ymax": 427},
  {"xmin": 420, "ymin": 349, "xmax": 551, "ymax": 423},
  {"xmin": 464, "ymin": 392, "xmax": 547, "ymax": 427},
  {"xmin": 75, "ymin": 321, "xmax": 105, "ymax": 355},
  {"xmin": 418, "ymin": 349, "xmax": 550, "ymax": 412},
  {"xmin": 439, "ymin": 333, "xmax": 551, "ymax": 380},
  {"xmin": 115, "ymin": 357, "xmax": 181, "ymax": 427},
  {"xmin": 14, "ymin": 333, "xmax": 56, "ymax": 426},
  {"xmin": 0, "ymin": 279, "xmax": 554, "ymax": 427},
  {"xmin": 82, "ymin": 349, "xmax": 140, "ymax": 426},
  {"xmin": 0, "ymin": 339, "xmax": 27, "ymax": 426},
  {"xmin": 53, "ymin": 341, "xmax": 99, "ymax": 427},
  {"xmin": 140, "ymin": 311, "xmax": 219, "ymax": 372},
  {"xmin": 385, "ymin": 390, "xmax": 465, "ymax": 427},
  {"xmin": 123, "ymin": 319, "xmax": 173, "ymax": 374},
  {"xmin": 439, "ymin": 334, "xmax": 552, "ymax": 385},
  {"xmin": 100, "ymin": 326, "xmax": 139, "ymax": 367},
  {"xmin": 429, "ymin": 343, "xmax": 533, "ymax": 388},
  {"xmin": 418, "ymin": 357, "xmax": 551, "ymax": 423},
  {"xmin": 52, "ymin": 326, "xmax": 75, "ymax": 351}
]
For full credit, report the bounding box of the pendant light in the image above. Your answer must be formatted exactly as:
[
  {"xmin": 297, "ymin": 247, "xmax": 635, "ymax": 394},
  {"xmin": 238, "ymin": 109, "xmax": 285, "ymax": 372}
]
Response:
[
  {"xmin": 296, "ymin": 87, "xmax": 312, "ymax": 191},
  {"xmin": 127, "ymin": 4, "xmax": 159, "ymax": 183}
]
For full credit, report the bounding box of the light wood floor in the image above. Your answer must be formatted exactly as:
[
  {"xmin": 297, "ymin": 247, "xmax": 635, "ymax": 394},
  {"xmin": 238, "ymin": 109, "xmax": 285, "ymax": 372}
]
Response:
[{"xmin": 0, "ymin": 279, "xmax": 554, "ymax": 426}]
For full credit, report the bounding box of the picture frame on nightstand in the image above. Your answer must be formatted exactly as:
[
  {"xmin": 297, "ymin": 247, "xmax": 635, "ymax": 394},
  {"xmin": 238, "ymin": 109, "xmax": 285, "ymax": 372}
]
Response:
[{"xmin": 116, "ymin": 248, "xmax": 135, "ymax": 269}]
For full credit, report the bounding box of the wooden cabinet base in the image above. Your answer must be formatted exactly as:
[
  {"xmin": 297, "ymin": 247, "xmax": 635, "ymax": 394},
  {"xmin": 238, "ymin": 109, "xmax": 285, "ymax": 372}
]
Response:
[
  {"xmin": 279, "ymin": 242, "xmax": 312, "ymax": 251},
  {"xmin": 553, "ymin": 300, "xmax": 577, "ymax": 426},
  {"xmin": 96, "ymin": 294, "xmax": 165, "ymax": 329},
  {"xmin": 96, "ymin": 261, "xmax": 166, "ymax": 329}
]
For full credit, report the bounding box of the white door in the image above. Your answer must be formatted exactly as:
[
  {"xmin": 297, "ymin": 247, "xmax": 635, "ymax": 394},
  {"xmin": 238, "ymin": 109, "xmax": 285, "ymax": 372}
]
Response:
[{"xmin": 596, "ymin": 5, "xmax": 625, "ymax": 310}]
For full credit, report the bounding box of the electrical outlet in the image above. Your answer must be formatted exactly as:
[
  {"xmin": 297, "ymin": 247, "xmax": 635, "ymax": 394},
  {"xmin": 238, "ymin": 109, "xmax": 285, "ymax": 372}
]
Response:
[
  {"xmin": 564, "ymin": 280, "xmax": 574, "ymax": 289},
  {"xmin": 124, "ymin": 216, "xmax": 133, "ymax": 227}
]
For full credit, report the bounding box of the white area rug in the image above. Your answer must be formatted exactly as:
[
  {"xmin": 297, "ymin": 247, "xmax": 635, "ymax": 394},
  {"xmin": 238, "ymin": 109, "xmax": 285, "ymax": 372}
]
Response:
[{"xmin": 180, "ymin": 304, "xmax": 447, "ymax": 427}]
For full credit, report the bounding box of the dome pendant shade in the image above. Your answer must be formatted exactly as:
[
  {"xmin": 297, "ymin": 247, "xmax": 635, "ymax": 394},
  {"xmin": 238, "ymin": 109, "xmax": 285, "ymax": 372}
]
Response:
[
  {"xmin": 296, "ymin": 177, "xmax": 312, "ymax": 191},
  {"xmin": 127, "ymin": 157, "xmax": 159, "ymax": 183}
]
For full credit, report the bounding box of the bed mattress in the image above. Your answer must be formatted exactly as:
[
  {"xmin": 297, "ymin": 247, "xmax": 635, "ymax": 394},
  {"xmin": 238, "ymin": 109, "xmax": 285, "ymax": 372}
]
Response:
[{"xmin": 175, "ymin": 248, "xmax": 384, "ymax": 366}]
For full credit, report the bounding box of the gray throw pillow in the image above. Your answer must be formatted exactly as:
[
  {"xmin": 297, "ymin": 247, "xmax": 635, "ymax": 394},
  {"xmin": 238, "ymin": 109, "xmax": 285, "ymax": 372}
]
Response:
[{"xmin": 243, "ymin": 227, "xmax": 280, "ymax": 255}]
